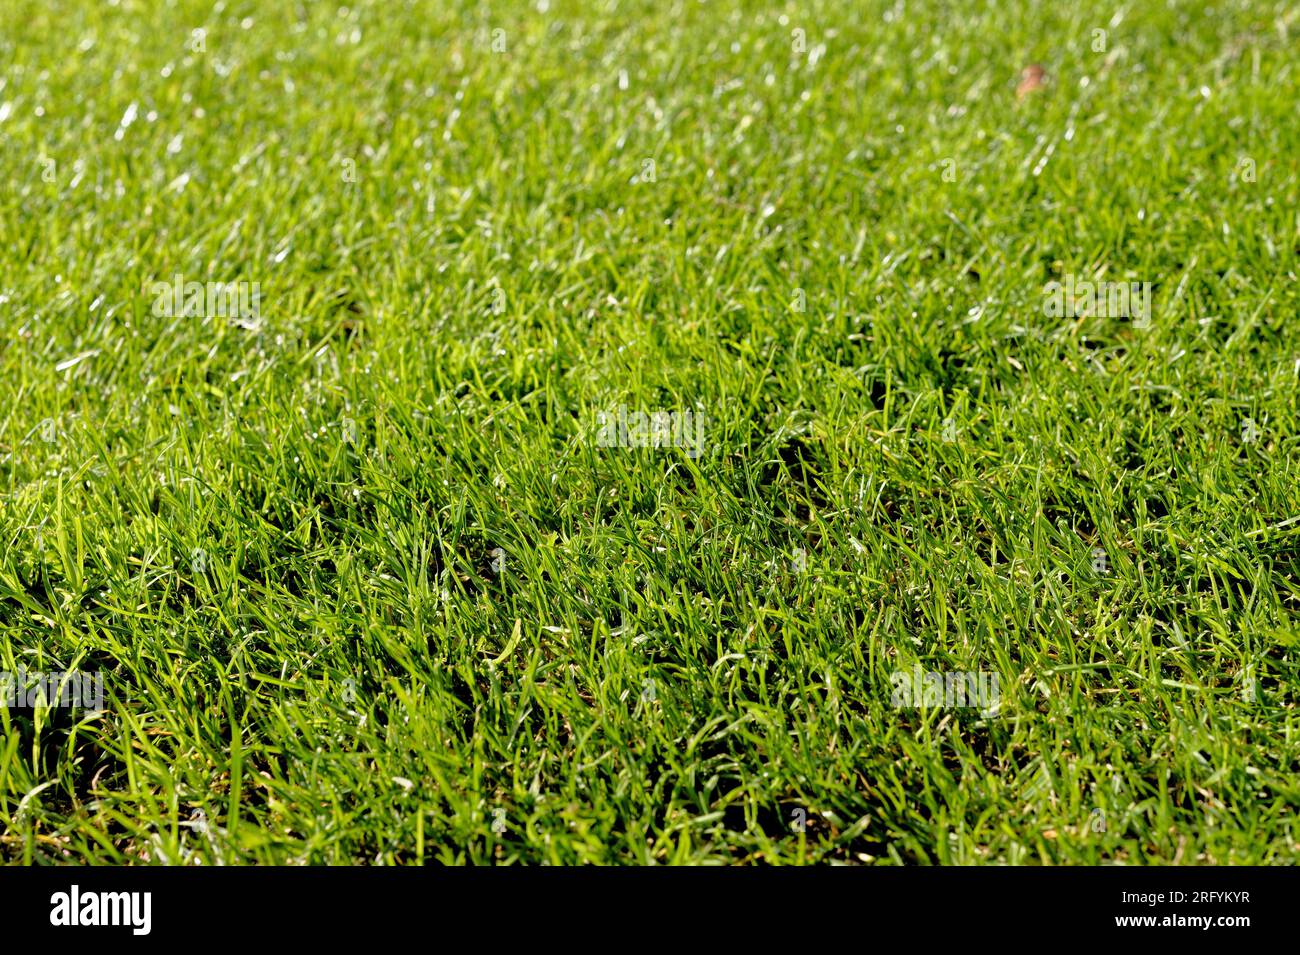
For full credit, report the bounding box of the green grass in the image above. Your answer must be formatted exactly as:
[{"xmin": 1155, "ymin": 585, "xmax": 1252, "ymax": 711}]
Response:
[{"xmin": 1, "ymin": 0, "xmax": 1298, "ymax": 865}]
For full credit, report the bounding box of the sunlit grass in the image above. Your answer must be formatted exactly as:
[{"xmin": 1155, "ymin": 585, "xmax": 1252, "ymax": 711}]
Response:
[{"xmin": 1, "ymin": 0, "xmax": 1297, "ymax": 864}]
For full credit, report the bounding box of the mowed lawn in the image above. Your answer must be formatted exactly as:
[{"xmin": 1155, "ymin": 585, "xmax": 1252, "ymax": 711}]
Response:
[{"xmin": 1, "ymin": 0, "xmax": 1298, "ymax": 864}]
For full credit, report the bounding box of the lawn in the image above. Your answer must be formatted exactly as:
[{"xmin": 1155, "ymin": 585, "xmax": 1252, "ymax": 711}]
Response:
[{"xmin": 1, "ymin": 0, "xmax": 1298, "ymax": 864}]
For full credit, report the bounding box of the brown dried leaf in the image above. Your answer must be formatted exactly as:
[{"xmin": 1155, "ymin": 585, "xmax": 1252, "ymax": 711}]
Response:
[{"xmin": 1016, "ymin": 63, "xmax": 1048, "ymax": 100}]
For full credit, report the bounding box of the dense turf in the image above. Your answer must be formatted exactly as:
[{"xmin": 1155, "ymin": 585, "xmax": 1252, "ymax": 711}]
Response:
[{"xmin": 1, "ymin": 0, "xmax": 1298, "ymax": 864}]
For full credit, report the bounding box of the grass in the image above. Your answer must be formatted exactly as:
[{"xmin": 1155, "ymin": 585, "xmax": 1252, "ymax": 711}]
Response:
[{"xmin": 1, "ymin": 0, "xmax": 1298, "ymax": 865}]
